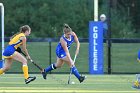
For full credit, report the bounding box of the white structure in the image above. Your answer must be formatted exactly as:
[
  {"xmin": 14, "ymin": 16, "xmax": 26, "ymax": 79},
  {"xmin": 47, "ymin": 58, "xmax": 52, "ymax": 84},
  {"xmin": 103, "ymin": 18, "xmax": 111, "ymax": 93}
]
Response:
[
  {"xmin": 0, "ymin": 3, "xmax": 4, "ymax": 67},
  {"xmin": 94, "ymin": 0, "xmax": 98, "ymax": 21}
]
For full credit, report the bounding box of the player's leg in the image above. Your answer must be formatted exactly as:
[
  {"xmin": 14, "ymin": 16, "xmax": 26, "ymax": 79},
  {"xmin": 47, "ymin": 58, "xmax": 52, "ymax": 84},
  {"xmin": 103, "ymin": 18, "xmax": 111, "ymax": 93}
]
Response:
[
  {"xmin": 62, "ymin": 56, "xmax": 80, "ymax": 79},
  {"xmin": 132, "ymin": 51, "xmax": 140, "ymax": 88},
  {"xmin": 0, "ymin": 45, "xmax": 14, "ymax": 74},
  {"xmin": 0, "ymin": 58, "xmax": 13, "ymax": 74},
  {"xmin": 42, "ymin": 58, "xmax": 64, "ymax": 79},
  {"xmin": 132, "ymin": 74, "xmax": 140, "ymax": 89},
  {"xmin": 12, "ymin": 51, "xmax": 36, "ymax": 84},
  {"xmin": 55, "ymin": 58, "xmax": 65, "ymax": 68},
  {"xmin": 62, "ymin": 56, "xmax": 86, "ymax": 83}
]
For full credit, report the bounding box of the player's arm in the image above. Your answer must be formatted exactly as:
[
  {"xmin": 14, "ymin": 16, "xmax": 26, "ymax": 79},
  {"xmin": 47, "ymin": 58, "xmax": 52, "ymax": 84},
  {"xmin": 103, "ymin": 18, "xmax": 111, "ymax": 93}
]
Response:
[
  {"xmin": 60, "ymin": 37, "xmax": 72, "ymax": 62},
  {"xmin": 72, "ymin": 32, "xmax": 80, "ymax": 56},
  {"xmin": 20, "ymin": 36, "xmax": 31, "ymax": 60}
]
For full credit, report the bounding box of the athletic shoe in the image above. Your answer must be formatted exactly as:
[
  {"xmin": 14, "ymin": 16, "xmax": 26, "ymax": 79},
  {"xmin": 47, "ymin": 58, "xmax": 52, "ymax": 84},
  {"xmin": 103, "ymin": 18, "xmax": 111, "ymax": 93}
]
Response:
[
  {"xmin": 132, "ymin": 85, "xmax": 140, "ymax": 89},
  {"xmin": 132, "ymin": 80, "xmax": 140, "ymax": 89},
  {"xmin": 25, "ymin": 76, "xmax": 36, "ymax": 84},
  {"xmin": 79, "ymin": 75, "xmax": 86, "ymax": 83},
  {"xmin": 41, "ymin": 69, "xmax": 47, "ymax": 79}
]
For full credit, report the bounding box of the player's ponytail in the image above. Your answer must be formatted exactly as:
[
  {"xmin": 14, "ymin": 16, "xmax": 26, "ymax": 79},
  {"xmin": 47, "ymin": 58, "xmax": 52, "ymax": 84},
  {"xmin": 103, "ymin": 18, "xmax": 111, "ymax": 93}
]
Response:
[
  {"xmin": 10, "ymin": 25, "xmax": 31, "ymax": 39},
  {"xmin": 63, "ymin": 23, "xmax": 72, "ymax": 33},
  {"xmin": 64, "ymin": 24, "xmax": 69, "ymax": 28},
  {"xmin": 20, "ymin": 25, "xmax": 31, "ymax": 33}
]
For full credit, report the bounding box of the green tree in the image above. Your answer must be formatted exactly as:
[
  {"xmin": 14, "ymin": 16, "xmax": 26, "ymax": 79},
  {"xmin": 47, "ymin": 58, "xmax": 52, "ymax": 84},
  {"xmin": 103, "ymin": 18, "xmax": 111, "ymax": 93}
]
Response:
[
  {"xmin": 1, "ymin": 0, "xmax": 92, "ymax": 38},
  {"xmin": 1, "ymin": 0, "xmax": 139, "ymax": 38}
]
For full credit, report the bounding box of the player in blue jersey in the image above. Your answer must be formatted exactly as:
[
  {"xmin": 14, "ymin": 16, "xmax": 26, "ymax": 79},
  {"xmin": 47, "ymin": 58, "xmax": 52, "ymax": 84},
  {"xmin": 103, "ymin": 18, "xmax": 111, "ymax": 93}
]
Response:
[{"xmin": 42, "ymin": 24, "xmax": 86, "ymax": 83}]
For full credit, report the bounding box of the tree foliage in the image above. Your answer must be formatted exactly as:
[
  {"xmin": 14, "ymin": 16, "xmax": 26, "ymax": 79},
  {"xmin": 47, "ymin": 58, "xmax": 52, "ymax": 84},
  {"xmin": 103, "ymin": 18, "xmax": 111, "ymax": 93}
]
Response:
[
  {"xmin": 0, "ymin": 0, "xmax": 139, "ymax": 38},
  {"xmin": 1, "ymin": 0, "xmax": 92, "ymax": 38}
]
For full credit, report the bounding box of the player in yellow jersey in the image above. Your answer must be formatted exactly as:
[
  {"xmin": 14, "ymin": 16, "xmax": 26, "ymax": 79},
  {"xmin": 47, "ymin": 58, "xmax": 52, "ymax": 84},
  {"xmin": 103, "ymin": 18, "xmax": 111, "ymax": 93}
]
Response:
[{"xmin": 0, "ymin": 25, "xmax": 36, "ymax": 84}]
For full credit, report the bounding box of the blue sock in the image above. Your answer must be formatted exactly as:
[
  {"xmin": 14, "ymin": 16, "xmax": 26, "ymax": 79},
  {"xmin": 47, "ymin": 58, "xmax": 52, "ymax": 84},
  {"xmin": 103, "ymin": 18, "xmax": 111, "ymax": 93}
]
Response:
[
  {"xmin": 138, "ymin": 50, "xmax": 140, "ymax": 60},
  {"xmin": 71, "ymin": 66, "xmax": 80, "ymax": 79},
  {"xmin": 45, "ymin": 64, "xmax": 56, "ymax": 73}
]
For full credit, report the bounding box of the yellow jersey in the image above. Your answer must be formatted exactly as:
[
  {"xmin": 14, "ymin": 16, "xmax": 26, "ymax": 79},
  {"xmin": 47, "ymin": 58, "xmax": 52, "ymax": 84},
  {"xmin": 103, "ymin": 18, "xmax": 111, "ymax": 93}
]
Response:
[{"xmin": 9, "ymin": 33, "xmax": 25, "ymax": 49}]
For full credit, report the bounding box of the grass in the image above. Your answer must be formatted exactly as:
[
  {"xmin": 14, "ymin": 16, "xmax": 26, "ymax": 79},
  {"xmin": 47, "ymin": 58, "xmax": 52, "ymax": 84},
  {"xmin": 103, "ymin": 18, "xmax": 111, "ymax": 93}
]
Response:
[{"xmin": 0, "ymin": 74, "xmax": 140, "ymax": 93}]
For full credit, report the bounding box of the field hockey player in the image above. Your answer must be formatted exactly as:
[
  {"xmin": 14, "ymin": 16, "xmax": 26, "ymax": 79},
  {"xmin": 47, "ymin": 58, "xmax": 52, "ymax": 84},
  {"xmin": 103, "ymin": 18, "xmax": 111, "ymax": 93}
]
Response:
[
  {"xmin": 41, "ymin": 24, "xmax": 86, "ymax": 83},
  {"xmin": 0, "ymin": 25, "xmax": 36, "ymax": 84}
]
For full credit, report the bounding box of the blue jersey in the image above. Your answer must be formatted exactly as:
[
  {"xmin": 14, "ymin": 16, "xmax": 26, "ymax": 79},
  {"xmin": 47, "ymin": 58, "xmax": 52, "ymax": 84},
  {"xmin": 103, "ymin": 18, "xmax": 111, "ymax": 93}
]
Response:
[{"xmin": 56, "ymin": 35, "xmax": 74, "ymax": 58}]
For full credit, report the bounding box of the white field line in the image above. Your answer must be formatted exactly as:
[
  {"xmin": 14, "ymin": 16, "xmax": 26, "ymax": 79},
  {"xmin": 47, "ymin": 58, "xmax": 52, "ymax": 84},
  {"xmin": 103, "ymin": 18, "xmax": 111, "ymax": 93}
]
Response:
[{"xmin": 0, "ymin": 90, "xmax": 139, "ymax": 93}]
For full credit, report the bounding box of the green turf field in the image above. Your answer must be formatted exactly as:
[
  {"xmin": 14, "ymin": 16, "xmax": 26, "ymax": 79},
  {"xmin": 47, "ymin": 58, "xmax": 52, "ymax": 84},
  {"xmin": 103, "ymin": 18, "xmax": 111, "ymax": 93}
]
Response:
[{"xmin": 0, "ymin": 74, "xmax": 140, "ymax": 93}]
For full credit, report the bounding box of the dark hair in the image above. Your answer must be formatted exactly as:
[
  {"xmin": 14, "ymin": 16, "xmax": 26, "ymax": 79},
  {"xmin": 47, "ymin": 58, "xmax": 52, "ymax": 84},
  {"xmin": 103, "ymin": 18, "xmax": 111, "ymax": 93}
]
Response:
[{"xmin": 63, "ymin": 23, "xmax": 72, "ymax": 33}]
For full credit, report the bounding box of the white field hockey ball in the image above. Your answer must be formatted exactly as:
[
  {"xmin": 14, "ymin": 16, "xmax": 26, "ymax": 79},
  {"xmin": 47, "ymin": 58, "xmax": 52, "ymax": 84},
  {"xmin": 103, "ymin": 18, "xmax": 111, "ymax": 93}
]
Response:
[{"xmin": 71, "ymin": 81, "xmax": 75, "ymax": 84}]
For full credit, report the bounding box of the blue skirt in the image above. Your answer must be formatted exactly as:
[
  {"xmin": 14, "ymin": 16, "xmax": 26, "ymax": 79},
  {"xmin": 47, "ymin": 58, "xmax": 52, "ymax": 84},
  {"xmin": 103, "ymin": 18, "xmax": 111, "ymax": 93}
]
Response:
[
  {"xmin": 56, "ymin": 48, "xmax": 66, "ymax": 58},
  {"xmin": 3, "ymin": 45, "xmax": 16, "ymax": 58}
]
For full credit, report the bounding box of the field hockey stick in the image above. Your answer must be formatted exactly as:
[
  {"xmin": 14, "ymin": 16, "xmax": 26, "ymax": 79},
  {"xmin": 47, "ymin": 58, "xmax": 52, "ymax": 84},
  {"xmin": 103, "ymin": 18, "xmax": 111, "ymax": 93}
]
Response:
[
  {"xmin": 68, "ymin": 55, "xmax": 77, "ymax": 84},
  {"xmin": 16, "ymin": 47, "xmax": 26, "ymax": 56},
  {"xmin": 29, "ymin": 59, "xmax": 43, "ymax": 71},
  {"xmin": 16, "ymin": 47, "xmax": 43, "ymax": 71}
]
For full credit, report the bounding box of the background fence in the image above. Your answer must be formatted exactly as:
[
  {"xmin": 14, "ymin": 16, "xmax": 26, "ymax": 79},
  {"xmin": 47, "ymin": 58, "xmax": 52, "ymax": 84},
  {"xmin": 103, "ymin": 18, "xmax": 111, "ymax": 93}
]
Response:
[{"xmin": 1, "ymin": 38, "xmax": 140, "ymax": 74}]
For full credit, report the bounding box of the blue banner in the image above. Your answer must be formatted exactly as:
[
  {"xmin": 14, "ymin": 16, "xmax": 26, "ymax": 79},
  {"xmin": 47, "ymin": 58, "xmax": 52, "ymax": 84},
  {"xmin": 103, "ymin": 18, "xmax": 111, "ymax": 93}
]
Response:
[
  {"xmin": 0, "ymin": 60, "xmax": 3, "ymax": 68},
  {"xmin": 89, "ymin": 21, "xmax": 104, "ymax": 74}
]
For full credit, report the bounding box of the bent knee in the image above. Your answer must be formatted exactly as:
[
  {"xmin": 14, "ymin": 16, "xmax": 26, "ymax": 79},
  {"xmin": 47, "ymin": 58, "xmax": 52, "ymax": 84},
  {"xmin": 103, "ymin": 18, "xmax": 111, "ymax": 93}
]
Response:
[
  {"xmin": 22, "ymin": 59, "xmax": 28, "ymax": 65},
  {"xmin": 3, "ymin": 67, "xmax": 10, "ymax": 71}
]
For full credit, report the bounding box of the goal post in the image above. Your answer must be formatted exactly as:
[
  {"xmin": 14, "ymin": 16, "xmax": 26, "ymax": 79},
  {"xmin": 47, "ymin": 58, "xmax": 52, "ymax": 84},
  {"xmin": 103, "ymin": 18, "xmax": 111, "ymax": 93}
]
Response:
[
  {"xmin": 94, "ymin": 0, "xmax": 98, "ymax": 21},
  {"xmin": 0, "ymin": 3, "xmax": 4, "ymax": 68}
]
